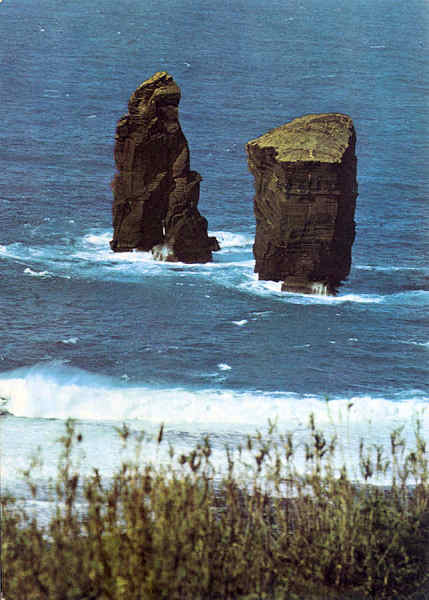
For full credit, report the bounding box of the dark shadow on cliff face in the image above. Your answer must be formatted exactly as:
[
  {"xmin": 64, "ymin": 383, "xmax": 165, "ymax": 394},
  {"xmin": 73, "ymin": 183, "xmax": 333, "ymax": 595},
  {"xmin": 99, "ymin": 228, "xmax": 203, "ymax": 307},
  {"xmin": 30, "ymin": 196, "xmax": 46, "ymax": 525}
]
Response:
[
  {"xmin": 110, "ymin": 71, "xmax": 219, "ymax": 263},
  {"xmin": 247, "ymin": 113, "xmax": 358, "ymax": 295}
]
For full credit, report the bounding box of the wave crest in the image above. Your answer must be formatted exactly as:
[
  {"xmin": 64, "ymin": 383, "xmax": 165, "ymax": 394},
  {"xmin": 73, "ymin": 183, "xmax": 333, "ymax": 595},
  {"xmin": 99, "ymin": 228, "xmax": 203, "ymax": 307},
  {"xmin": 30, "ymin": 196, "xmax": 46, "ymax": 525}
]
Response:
[{"xmin": 0, "ymin": 365, "xmax": 427, "ymax": 432}]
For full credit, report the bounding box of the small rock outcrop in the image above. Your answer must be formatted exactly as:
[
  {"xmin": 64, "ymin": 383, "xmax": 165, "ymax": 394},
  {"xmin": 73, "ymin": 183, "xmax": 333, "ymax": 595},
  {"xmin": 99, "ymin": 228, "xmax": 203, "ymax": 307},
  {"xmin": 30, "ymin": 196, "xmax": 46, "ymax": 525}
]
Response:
[
  {"xmin": 110, "ymin": 72, "xmax": 219, "ymax": 262},
  {"xmin": 246, "ymin": 113, "xmax": 358, "ymax": 295}
]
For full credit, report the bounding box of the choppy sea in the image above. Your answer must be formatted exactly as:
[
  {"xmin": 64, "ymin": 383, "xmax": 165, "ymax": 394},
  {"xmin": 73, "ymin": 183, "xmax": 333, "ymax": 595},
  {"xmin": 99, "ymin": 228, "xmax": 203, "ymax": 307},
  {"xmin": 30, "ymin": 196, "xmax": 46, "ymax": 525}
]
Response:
[{"xmin": 0, "ymin": 0, "xmax": 428, "ymax": 507}]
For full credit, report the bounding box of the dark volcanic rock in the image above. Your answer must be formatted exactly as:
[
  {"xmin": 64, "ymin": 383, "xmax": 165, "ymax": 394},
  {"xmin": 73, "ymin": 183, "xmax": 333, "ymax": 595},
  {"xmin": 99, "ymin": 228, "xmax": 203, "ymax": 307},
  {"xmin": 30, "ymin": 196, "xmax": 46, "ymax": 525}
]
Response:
[
  {"xmin": 110, "ymin": 71, "xmax": 219, "ymax": 262},
  {"xmin": 246, "ymin": 113, "xmax": 358, "ymax": 295}
]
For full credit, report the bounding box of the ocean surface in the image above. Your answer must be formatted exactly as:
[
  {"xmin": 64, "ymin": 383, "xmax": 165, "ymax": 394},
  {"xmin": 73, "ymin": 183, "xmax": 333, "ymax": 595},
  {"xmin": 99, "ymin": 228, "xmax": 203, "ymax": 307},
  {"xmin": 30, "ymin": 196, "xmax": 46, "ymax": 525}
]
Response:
[{"xmin": 0, "ymin": 0, "xmax": 428, "ymax": 507}]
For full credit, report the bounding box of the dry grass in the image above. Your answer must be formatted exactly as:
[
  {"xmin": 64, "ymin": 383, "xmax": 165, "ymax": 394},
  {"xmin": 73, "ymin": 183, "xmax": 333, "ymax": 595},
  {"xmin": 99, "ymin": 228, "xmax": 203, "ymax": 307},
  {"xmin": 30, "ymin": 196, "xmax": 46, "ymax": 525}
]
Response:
[{"xmin": 1, "ymin": 415, "xmax": 428, "ymax": 599}]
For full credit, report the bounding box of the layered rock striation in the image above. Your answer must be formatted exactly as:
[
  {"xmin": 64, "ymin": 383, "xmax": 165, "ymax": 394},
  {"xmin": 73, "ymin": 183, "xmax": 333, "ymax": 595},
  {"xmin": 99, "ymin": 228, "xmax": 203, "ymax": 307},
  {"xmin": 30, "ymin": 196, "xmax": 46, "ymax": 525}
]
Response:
[
  {"xmin": 246, "ymin": 113, "xmax": 358, "ymax": 295},
  {"xmin": 110, "ymin": 72, "xmax": 219, "ymax": 262}
]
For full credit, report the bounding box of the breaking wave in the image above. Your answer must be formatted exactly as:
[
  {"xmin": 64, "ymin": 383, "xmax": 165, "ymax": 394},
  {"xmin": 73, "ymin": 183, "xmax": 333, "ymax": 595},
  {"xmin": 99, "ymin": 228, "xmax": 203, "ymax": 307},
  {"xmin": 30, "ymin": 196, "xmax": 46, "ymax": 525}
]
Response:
[{"xmin": 0, "ymin": 364, "xmax": 427, "ymax": 433}]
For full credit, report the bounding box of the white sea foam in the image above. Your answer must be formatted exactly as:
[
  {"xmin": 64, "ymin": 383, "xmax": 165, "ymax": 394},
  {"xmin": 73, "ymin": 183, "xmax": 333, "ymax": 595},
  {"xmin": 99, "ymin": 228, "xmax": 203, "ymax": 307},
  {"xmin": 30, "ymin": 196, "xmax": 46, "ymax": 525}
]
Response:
[
  {"xmin": 73, "ymin": 229, "xmax": 256, "ymax": 278},
  {"xmin": 232, "ymin": 320, "xmax": 248, "ymax": 326},
  {"xmin": 6, "ymin": 240, "xmax": 56, "ymax": 262},
  {"xmin": 206, "ymin": 259, "xmax": 255, "ymax": 269},
  {"xmin": 217, "ymin": 363, "xmax": 232, "ymax": 371},
  {"xmin": 402, "ymin": 340, "xmax": 429, "ymax": 349},
  {"xmin": 60, "ymin": 337, "xmax": 79, "ymax": 345},
  {"xmin": 2, "ymin": 230, "xmax": 426, "ymax": 309},
  {"xmin": 211, "ymin": 231, "xmax": 253, "ymax": 250},
  {"xmin": 241, "ymin": 275, "xmax": 383, "ymax": 304},
  {"xmin": 0, "ymin": 243, "xmax": 22, "ymax": 258},
  {"xmin": 328, "ymin": 294, "xmax": 383, "ymax": 304},
  {"xmin": 82, "ymin": 231, "xmax": 112, "ymax": 247},
  {"xmin": 24, "ymin": 267, "xmax": 52, "ymax": 278},
  {"xmin": 0, "ymin": 365, "xmax": 427, "ymax": 433},
  {"xmin": 82, "ymin": 230, "xmax": 253, "ymax": 254}
]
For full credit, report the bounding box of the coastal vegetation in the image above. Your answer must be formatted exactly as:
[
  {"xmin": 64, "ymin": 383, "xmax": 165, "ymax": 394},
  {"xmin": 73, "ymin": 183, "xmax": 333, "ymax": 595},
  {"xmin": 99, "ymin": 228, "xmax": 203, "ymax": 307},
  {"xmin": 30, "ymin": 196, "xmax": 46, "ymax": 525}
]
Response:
[{"xmin": 2, "ymin": 416, "xmax": 428, "ymax": 599}]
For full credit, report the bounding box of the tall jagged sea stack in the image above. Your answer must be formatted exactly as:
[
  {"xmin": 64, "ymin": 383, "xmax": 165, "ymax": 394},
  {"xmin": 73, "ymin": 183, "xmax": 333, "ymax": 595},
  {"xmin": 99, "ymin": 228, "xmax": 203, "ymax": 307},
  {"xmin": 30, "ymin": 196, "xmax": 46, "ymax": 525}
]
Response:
[
  {"xmin": 110, "ymin": 72, "xmax": 219, "ymax": 262},
  {"xmin": 247, "ymin": 114, "xmax": 358, "ymax": 294}
]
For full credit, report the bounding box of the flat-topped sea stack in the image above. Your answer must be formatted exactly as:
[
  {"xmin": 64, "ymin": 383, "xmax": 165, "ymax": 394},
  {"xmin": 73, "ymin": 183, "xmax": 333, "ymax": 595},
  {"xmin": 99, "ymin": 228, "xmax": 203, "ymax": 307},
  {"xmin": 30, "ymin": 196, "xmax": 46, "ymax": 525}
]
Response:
[
  {"xmin": 110, "ymin": 72, "xmax": 219, "ymax": 262},
  {"xmin": 246, "ymin": 113, "xmax": 358, "ymax": 295}
]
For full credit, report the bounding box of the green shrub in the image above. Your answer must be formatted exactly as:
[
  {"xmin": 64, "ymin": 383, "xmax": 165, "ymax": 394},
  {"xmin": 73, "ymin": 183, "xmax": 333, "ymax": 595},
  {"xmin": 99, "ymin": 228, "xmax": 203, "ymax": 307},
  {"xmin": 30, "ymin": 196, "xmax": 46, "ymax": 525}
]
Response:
[{"xmin": 1, "ymin": 416, "xmax": 428, "ymax": 599}]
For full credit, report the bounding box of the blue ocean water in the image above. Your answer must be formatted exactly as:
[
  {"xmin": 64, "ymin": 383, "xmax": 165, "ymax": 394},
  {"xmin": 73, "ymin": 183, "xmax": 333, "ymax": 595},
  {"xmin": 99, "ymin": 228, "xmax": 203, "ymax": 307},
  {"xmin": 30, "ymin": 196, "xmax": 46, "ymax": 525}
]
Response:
[{"xmin": 0, "ymin": 0, "xmax": 428, "ymax": 497}]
